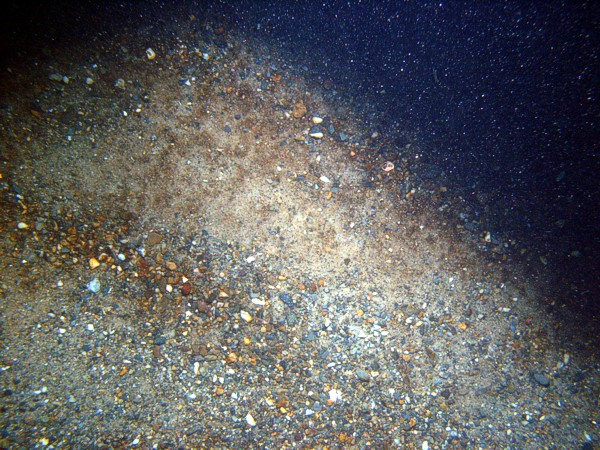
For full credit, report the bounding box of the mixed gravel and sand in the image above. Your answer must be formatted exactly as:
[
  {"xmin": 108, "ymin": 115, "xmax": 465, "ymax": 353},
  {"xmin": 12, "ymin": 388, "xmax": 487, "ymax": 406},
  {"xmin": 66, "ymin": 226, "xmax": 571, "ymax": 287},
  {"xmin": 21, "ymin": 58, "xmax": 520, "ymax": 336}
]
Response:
[{"xmin": 0, "ymin": 3, "xmax": 597, "ymax": 448}]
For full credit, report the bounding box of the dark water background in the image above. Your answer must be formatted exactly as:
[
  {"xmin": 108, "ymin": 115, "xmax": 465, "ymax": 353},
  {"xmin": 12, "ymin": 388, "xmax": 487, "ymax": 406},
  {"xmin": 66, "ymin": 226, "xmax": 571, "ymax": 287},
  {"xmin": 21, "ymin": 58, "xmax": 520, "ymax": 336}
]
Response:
[{"xmin": 2, "ymin": 0, "xmax": 598, "ymax": 315}]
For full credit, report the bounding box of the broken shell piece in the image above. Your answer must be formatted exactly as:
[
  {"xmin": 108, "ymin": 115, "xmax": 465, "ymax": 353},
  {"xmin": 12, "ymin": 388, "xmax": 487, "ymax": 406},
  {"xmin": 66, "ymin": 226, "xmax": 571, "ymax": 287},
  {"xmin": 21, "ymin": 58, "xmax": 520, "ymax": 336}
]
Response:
[
  {"xmin": 146, "ymin": 48, "xmax": 156, "ymax": 60},
  {"xmin": 312, "ymin": 115, "xmax": 323, "ymax": 124},
  {"xmin": 383, "ymin": 161, "xmax": 394, "ymax": 172},
  {"xmin": 240, "ymin": 310, "xmax": 253, "ymax": 322}
]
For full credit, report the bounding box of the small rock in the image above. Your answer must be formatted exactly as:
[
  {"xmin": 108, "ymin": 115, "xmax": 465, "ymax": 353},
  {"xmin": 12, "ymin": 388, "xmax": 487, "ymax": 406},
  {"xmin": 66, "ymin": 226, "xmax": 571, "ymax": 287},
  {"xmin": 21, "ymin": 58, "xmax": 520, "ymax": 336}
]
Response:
[
  {"xmin": 328, "ymin": 389, "xmax": 342, "ymax": 402},
  {"xmin": 356, "ymin": 368, "xmax": 370, "ymax": 382},
  {"xmin": 197, "ymin": 300, "xmax": 209, "ymax": 314},
  {"xmin": 89, "ymin": 258, "xmax": 100, "ymax": 269},
  {"xmin": 86, "ymin": 279, "xmax": 100, "ymax": 293},
  {"xmin": 147, "ymin": 231, "xmax": 163, "ymax": 246},
  {"xmin": 181, "ymin": 282, "xmax": 192, "ymax": 295},
  {"xmin": 166, "ymin": 261, "xmax": 177, "ymax": 271},
  {"xmin": 309, "ymin": 125, "xmax": 324, "ymax": 139},
  {"xmin": 533, "ymin": 372, "xmax": 550, "ymax": 387},
  {"xmin": 292, "ymin": 101, "xmax": 307, "ymax": 118},
  {"xmin": 246, "ymin": 412, "xmax": 256, "ymax": 426},
  {"xmin": 279, "ymin": 293, "xmax": 294, "ymax": 307}
]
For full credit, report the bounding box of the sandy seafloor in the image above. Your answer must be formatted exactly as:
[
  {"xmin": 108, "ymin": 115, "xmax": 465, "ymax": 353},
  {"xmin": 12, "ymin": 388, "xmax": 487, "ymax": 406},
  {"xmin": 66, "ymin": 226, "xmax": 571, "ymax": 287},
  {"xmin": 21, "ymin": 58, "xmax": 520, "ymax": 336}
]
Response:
[{"xmin": 0, "ymin": 2, "xmax": 597, "ymax": 448}]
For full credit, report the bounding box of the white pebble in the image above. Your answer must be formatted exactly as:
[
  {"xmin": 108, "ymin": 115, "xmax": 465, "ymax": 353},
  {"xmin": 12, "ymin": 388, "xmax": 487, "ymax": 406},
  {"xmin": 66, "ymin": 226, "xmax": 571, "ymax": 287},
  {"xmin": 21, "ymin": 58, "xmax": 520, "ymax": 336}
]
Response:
[
  {"xmin": 87, "ymin": 279, "xmax": 100, "ymax": 293},
  {"xmin": 328, "ymin": 388, "xmax": 342, "ymax": 402},
  {"xmin": 246, "ymin": 413, "xmax": 256, "ymax": 426}
]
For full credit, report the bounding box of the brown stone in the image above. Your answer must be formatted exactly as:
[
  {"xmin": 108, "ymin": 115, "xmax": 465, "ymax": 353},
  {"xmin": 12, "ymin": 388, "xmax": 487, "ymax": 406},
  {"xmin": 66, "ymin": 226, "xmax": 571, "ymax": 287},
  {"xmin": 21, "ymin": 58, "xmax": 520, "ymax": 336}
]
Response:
[
  {"xmin": 147, "ymin": 231, "xmax": 163, "ymax": 246},
  {"xmin": 292, "ymin": 101, "xmax": 307, "ymax": 118},
  {"xmin": 198, "ymin": 300, "xmax": 209, "ymax": 314},
  {"xmin": 181, "ymin": 282, "xmax": 192, "ymax": 295}
]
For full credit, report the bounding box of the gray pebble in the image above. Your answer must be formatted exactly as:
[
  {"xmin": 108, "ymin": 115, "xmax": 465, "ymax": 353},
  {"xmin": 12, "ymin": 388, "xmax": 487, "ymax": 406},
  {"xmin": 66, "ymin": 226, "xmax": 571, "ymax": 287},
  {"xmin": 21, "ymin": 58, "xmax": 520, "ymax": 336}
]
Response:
[
  {"xmin": 356, "ymin": 368, "xmax": 370, "ymax": 382},
  {"xmin": 533, "ymin": 372, "xmax": 550, "ymax": 387},
  {"xmin": 279, "ymin": 293, "xmax": 294, "ymax": 307},
  {"xmin": 86, "ymin": 279, "xmax": 100, "ymax": 293}
]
